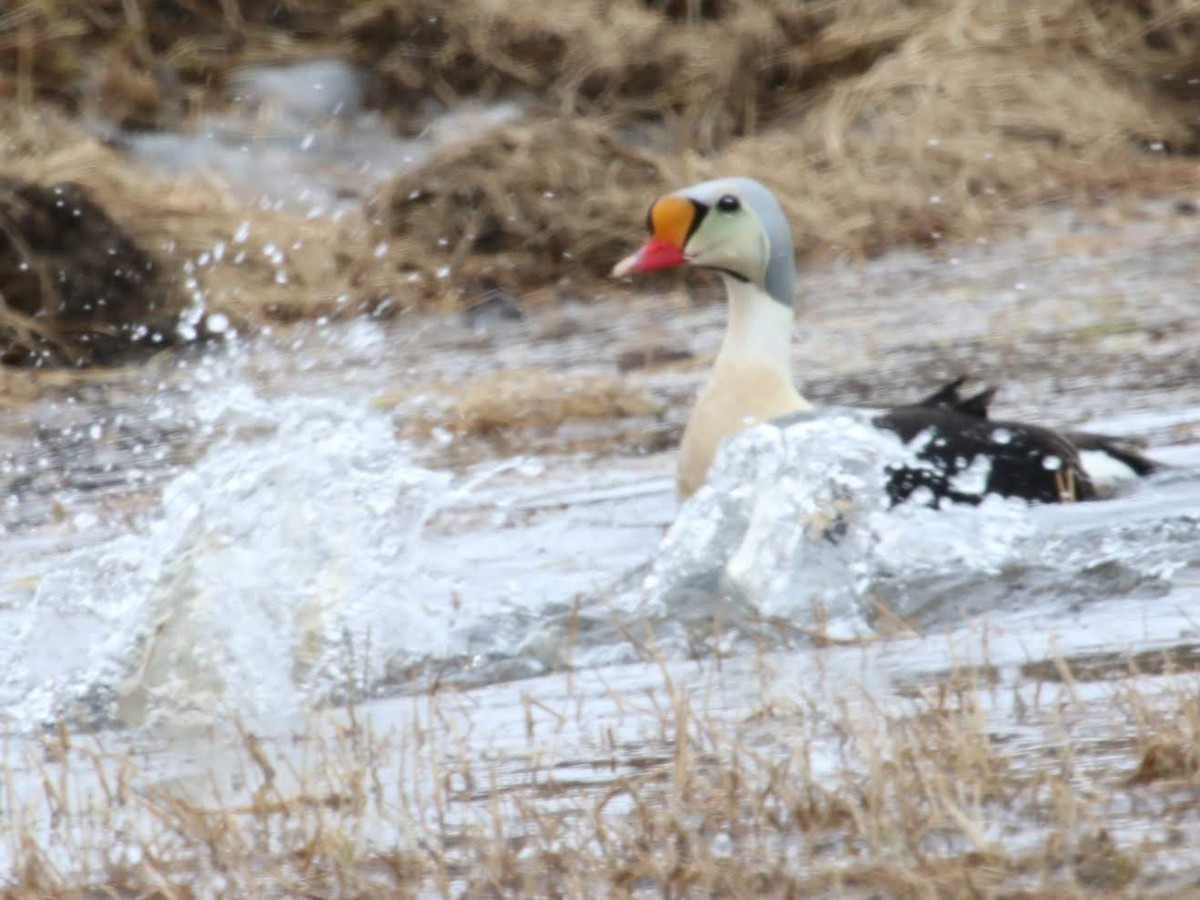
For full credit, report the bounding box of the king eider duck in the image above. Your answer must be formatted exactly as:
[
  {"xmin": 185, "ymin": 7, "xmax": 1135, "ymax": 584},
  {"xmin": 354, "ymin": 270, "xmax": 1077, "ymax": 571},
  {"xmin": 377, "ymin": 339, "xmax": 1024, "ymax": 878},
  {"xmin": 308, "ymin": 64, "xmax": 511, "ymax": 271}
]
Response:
[{"xmin": 612, "ymin": 177, "xmax": 1159, "ymax": 505}]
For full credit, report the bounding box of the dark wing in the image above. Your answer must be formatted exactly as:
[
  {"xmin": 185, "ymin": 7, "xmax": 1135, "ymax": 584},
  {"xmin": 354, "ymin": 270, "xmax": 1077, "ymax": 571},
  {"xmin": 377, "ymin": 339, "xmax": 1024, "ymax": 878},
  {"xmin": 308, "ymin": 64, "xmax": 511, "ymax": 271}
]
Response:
[
  {"xmin": 885, "ymin": 380, "xmax": 1161, "ymax": 503},
  {"xmin": 875, "ymin": 406, "xmax": 1096, "ymax": 506}
]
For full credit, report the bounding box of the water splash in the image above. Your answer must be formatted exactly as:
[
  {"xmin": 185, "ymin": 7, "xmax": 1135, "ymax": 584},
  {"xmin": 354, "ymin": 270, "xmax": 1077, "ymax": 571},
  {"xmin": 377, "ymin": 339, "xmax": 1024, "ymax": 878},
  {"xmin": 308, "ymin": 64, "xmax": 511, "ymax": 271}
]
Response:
[
  {"xmin": 1, "ymin": 389, "xmax": 452, "ymax": 730},
  {"xmin": 643, "ymin": 411, "xmax": 1199, "ymax": 639},
  {"xmin": 2, "ymin": 373, "xmax": 1195, "ymax": 733}
]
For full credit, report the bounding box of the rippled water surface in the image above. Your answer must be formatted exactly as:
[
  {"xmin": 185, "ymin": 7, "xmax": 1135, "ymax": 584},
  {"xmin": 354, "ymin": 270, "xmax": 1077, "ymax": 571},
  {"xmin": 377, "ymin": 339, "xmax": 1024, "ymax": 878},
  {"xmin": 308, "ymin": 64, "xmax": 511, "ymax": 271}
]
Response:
[{"xmin": 1, "ymin": 178, "xmax": 1199, "ymax": 886}]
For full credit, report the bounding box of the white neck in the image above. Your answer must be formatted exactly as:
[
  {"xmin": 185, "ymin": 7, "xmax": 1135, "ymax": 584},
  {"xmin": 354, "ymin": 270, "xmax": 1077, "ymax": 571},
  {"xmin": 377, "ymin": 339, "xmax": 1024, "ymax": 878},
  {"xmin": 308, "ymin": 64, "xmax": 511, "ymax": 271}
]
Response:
[
  {"xmin": 714, "ymin": 274, "xmax": 796, "ymax": 379},
  {"xmin": 676, "ymin": 273, "xmax": 807, "ymax": 498}
]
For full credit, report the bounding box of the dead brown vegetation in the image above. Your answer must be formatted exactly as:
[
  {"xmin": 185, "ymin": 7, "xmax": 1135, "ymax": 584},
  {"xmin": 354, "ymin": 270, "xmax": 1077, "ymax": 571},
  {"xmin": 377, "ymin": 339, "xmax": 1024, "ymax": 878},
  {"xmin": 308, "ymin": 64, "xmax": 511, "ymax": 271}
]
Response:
[
  {"xmin": 0, "ymin": 109, "xmax": 392, "ymax": 362},
  {"xmin": 426, "ymin": 370, "xmax": 661, "ymax": 436},
  {"xmin": 3, "ymin": 0, "xmax": 1200, "ymax": 359},
  {"xmin": 375, "ymin": 0, "xmax": 1200, "ymax": 292},
  {"xmin": 4, "ymin": 643, "xmax": 1198, "ymax": 897},
  {"xmin": 381, "ymin": 119, "xmax": 674, "ymax": 297},
  {"xmin": 13, "ymin": 2, "xmax": 1200, "ymax": 145},
  {"xmin": 381, "ymin": 368, "xmax": 666, "ymax": 459},
  {"xmin": 0, "ymin": 175, "xmax": 177, "ymax": 365},
  {"xmin": 1125, "ymin": 684, "xmax": 1200, "ymax": 785}
]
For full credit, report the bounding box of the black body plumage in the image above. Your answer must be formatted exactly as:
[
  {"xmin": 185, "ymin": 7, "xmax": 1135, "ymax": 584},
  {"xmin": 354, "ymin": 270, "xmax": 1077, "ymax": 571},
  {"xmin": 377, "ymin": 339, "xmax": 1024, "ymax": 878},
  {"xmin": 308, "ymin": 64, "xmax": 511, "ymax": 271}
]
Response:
[{"xmin": 874, "ymin": 378, "xmax": 1158, "ymax": 506}]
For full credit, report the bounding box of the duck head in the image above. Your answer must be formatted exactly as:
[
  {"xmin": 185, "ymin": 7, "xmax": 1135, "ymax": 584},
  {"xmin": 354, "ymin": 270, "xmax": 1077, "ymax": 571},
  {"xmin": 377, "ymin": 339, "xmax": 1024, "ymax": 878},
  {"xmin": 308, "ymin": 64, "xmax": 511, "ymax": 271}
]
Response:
[{"xmin": 612, "ymin": 177, "xmax": 796, "ymax": 307}]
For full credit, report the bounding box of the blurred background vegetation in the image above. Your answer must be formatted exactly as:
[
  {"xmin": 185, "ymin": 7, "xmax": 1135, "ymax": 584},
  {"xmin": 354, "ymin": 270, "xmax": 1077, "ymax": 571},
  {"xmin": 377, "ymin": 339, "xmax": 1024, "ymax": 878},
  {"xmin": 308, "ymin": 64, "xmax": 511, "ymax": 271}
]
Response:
[{"xmin": 3, "ymin": 0, "xmax": 1200, "ymax": 361}]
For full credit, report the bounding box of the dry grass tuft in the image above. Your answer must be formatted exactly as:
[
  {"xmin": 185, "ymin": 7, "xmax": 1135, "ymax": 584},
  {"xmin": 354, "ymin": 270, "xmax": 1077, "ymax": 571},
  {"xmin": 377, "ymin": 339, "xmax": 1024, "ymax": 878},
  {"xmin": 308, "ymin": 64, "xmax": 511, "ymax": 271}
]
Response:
[
  {"xmin": 1124, "ymin": 683, "xmax": 1200, "ymax": 785},
  {"xmin": 719, "ymin": 33, "xmax": 1200, "ymax": 258},
  {"xmin": 1133, "ymin": 740, "xmax": 1200, "ymax": 783},
  {"xmin": 387, "ymin": 369, "xmax": 665, "ymax": 459},
  {"xmin": 0, "ymin": 174, "xmax": 178, "ymax": 365},
  {"xmin": 434, "ymin": 370, "xmax": 662, "ymax": 436},
  {"xmin": 379, "ymin": 119, "xmax": 674, "ymax": 299}
]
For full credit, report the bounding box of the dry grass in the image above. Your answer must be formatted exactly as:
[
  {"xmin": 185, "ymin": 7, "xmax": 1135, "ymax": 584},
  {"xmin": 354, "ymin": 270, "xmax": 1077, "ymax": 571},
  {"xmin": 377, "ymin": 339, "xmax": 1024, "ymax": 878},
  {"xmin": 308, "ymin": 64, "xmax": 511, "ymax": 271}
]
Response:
[
  {"xmin": 374, "ymin": 1, "xmax": 1200, "ymax": 293},
  {"xmin": 0, "ymin": 114, "xmax": 370, "ymax": 326},
  {"xmin": 4, "ymin": 638, "xmax": 1199, "ymax": 897},
  {"xmin": 378, "ymin": 369, "xmax": 667, "ymax": 459},
  {"xmin": 420, "ymin": 370, "xmax": 662, "ymax": 437},
  {"xmin": 0, "ymin": 108, "xmax": 394, "ymax": 361},
  {"xmin": 11, "ymin": 1, "xmax": 1200, "ymax": 145},
  {"xmin": 4, "ymin": 0, "xmax": 1200, "ymax": 360},
  {"xmin": 1123, "ymin": 681, "xmax": 1200, "ymax": 785},
  {"xmin": 0, "ymin": 173, "xmax": 177, "ymax": 365},
  {"xmin": 379, "ymin": 119, "xmax": 674, "ymax": 300}
]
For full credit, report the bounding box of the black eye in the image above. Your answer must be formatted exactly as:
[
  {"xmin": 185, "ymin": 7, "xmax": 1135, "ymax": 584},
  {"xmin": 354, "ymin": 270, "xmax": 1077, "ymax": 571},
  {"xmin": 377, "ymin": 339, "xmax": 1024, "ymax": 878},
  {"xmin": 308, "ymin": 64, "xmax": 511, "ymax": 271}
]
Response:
[{"xmin": 716, "ymin": 194, "xmax": 740, "ymax": 213}]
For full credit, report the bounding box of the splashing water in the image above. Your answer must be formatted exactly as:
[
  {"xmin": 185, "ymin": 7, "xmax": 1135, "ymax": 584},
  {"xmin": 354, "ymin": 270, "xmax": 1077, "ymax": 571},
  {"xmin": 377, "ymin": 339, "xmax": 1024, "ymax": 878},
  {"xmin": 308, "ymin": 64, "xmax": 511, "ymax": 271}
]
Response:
[
  {"xmin": 1, "ymin": 350, "xmax": 1197, "ymax": 733},
  {"xmin": 644, "ymin": 412, "xmax": 1030, "ymax": 637},
  {"xmin": 1, "ymin": 388, "xmax": 454, "ymax": 730},
  {"xmin": 643, "ymin": 411, "xmax": 1200, "ymax": 640}
]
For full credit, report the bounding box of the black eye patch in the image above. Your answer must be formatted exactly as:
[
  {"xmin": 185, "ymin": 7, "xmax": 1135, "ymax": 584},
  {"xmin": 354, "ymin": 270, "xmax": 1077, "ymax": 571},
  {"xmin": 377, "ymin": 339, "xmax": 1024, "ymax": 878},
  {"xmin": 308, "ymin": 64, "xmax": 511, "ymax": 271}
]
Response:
[
  {"xmin": 687, "ymin": 200, "xmax": 709, "ymax": 241},
  {"xmin": 717, "ymin": 194, "xmax": 741, "ymax": 213}
]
